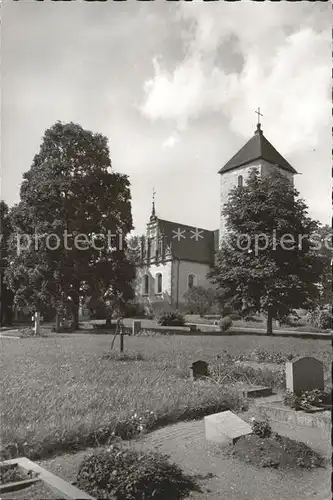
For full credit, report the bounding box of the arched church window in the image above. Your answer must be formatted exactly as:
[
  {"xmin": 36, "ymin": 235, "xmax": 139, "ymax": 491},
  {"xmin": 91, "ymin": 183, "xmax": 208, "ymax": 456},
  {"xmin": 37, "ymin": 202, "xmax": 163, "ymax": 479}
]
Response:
[
  {"xmin": 143, "ymin": 274, "xmax": 149, "ymax": 295},
  {"xmin": 238, "ymin": 175, "xmax": 243, "ymax": 187},
  {"xmin": 156, "ymin": 273, "xmax": 162, "ymax": 294},
  {"xmin": 188, "ymin": 274, "xmax": 196, "ymax": 289}
]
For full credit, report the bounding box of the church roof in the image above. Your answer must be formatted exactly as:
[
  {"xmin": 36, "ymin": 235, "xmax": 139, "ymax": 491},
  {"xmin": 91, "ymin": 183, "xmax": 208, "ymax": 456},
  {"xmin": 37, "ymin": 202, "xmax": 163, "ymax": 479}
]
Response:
[
  {"xmin": 218, "ymin": 124, "xmax": 298, "ymax": 175},
  {"xmin": 157, "ymin": 218, "xmax": 217, "ymax": 265}
]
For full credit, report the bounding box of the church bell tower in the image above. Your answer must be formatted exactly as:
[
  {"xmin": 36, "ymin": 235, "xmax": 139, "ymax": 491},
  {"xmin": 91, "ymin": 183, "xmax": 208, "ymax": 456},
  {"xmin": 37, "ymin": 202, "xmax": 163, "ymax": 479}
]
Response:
[{"xmin": 218, "ymin": 109, "xmax": 297, "ymax": 245}]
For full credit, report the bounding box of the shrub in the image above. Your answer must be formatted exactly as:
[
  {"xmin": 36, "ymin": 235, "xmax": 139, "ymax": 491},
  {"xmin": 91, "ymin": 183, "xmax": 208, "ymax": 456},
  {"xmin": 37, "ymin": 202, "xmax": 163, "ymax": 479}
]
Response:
[
  {"xmin": 183, "ymin": 286, "xmax": 216, "ymax": 317},
  {"xmin": 219, "ymin": 316, "xmax": 233, "ymax": 331},
  {"xmin": 76, "ymin": 446, "xmax": 200, "ymax": 500},
  {"xmin": 157, "ymin": 310, "xmax": 185, "ymax": 327},
  {"xmin": 123, "ymin": 302, "xmax": 146, "ymax": 318},
  {"xmin": 19, "ymin": 327, "xmax": 49, "ymax": 338},
  {"xmin": 144, "ymin": 303, "xmax": 155, "ymax": 319},
  {"xmin": 283, "ymin": 391, "xmax": 302, "ymax": 410},
  {"xmin": 308, "ymin": 306, "xmax": 332, "ymax": 330},
  {"xmin": 318, "ymin": 310, "xmax": 332, "ymax": 330},
  {"xmin": 250, "ymin": 417, "xmax": 272, "ymax": 438},
  {"xmin": 283, "ymin": 389, "xmax": 327, "ymax": 410},
  {"xmin": 114, "ymin": 410, "xmax": 157, "ymax": 439},
  {"xmin": 298, "ymin": 390, "xmax": 325, "ymax": 409}
]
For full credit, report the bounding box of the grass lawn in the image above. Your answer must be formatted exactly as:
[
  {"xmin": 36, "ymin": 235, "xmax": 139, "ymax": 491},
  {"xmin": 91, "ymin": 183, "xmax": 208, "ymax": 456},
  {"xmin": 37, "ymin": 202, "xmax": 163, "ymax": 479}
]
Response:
[{"xmin": 1, "ymin": 334, "xmax": 331, "ymax": 461}]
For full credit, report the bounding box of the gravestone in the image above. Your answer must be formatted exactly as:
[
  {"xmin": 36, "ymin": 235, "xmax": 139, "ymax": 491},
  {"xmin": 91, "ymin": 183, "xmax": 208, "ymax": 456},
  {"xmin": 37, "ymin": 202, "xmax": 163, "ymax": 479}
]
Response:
[
  {"xmin": 204, "ymin": 410, "xmax": 252, "ymax": 445},
  {"xmin": 285, "ymin": 356, "xmax": 324, "ymax": 395},
  {"xmin": 132, "ymin": 320, "xmax": 141, "ymax": 335},
  {"xmin": 190, "ymin": 360, "xmax": 209, "ymax": 380}
]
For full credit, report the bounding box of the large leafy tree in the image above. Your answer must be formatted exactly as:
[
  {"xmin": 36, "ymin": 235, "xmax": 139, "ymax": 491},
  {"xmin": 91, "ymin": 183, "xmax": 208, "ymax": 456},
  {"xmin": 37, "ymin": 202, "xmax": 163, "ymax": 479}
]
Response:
[
  {"xmin": 5, "ymin": 122, "xmax": 135, "ymax": 329},
  {"xmin": 209, "ymin": 169, "xmax": 323, "ymax": 335},
  {"xmin": 0, "ymin": 201, "xmax": 14, "ymax": 326},
  {"xmin": 310, "ymin": 224, "xmax": 332, "ymax": 305}
]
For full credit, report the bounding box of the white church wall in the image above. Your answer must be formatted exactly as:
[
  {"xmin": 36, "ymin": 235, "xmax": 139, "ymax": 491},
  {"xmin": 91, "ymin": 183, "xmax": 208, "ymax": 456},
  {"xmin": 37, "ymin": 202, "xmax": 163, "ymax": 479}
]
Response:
[
  {"xmin": 172, "ymin": 260, "xmax": 216, "ymax": 308},
  {"xmin": 135, "ymin": 261, "xmax": 173, "ymax": 306}
]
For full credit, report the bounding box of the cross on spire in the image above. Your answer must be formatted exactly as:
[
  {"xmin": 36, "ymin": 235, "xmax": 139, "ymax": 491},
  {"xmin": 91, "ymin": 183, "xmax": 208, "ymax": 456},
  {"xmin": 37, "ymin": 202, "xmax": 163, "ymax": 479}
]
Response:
[
  {"xmin": 151, "ymin": 186, "xmax": 156, "ymax": 218},
  {"xmin": 255, "ymin": 107, "xmax": 263, "ymax": 125}
]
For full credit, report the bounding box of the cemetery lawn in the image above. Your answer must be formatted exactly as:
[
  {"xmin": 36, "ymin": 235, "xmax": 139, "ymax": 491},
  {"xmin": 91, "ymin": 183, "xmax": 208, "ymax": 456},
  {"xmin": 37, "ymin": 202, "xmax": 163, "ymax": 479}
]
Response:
[{"xmin": 1, "ymin": 334, "xmax": 331, "ymax": 461}]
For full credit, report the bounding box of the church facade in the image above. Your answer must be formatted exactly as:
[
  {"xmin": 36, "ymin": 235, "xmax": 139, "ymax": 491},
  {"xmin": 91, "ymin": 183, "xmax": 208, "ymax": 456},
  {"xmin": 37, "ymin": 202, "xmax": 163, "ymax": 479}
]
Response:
[{"xmin": 134, "ymin": 122, "xmax": 297, "ymax": 311}]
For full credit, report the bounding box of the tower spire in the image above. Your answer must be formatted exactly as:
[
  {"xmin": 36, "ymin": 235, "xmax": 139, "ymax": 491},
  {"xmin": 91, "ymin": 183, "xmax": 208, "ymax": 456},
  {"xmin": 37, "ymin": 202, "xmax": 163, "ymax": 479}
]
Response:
[
  {"xmin": 255, "ymin": 106, "xmax": 263, "ymax": 135},
  {"xmin": 150, "ymin": 187, "xmax": 156, "ymax": 219}
]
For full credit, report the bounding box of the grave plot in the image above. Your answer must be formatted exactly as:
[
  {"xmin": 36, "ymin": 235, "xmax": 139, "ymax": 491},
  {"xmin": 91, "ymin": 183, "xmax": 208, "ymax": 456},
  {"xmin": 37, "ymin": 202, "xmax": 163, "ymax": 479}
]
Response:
[{"xmin": 0, "ymin": 458, "xmax": 95, "ymax": 499}]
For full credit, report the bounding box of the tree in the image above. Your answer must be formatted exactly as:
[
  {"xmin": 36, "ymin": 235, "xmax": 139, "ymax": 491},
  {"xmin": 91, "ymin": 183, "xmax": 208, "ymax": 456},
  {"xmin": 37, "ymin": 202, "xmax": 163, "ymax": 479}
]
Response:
[
  {"xmin": 0, "ymin": 201, "xmax": 14, "ymax": 326},
  {"xmin": 310, "ymin": 224, "xmax": 332, "ymax": 305},
  {"xmin": 183, "ymin": 286, "xmax": 216, "ymax": 317},
  {"xmin": 126, "ymin": 234, "xmax": 146, "ymax": 266},
  {"xmin": 5, "ymin": 122, "xmax": 135, "ymax": 330},
  {"xmin": 209, "ymin": 169, "xmax": 323, "ymax": 335}
]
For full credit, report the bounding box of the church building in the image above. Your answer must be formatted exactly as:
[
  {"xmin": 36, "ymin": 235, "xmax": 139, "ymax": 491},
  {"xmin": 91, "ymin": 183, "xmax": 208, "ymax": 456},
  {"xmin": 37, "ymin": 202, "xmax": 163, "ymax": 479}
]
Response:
[{"xmin": 134, "ymin": 119, "xmax": 297, "ymax": 311}]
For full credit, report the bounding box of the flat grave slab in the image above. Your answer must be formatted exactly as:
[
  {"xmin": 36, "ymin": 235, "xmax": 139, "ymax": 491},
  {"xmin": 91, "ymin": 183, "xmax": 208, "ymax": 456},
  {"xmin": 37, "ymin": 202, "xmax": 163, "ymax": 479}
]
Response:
[
  {"xmin": 241, "ymin": 385, "xmax": 273, "ymax": 398},
  {"xmin": 204, "ymin": 410, "xmax": 252, "ymax": 446}
]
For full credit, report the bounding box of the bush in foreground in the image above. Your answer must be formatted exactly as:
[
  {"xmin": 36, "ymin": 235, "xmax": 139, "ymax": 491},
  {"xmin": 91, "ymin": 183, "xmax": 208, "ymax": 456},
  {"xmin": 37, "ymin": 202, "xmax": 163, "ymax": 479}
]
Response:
[
  {"xmin": 283, "ymin": 389, "xmax": 332, "ymax": 410},
  {"xmin": 158, "ymin": 310, "xmax": 185, "ymax": 326},
  {"xmin": 76, "ymin": 446, "xmax": 201, "ymax": 500},
  {"xmin": 250, "ymin": 417, "xmax": 272, "ymax": 438},
  {"xmin": 219, "ymin": 316, "xmax": 232, "ymax": 331}
]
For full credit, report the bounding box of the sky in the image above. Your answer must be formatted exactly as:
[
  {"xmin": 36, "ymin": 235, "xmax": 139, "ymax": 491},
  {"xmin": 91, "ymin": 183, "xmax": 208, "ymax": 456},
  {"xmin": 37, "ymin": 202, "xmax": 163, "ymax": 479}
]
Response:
[{"xmin": 2, "ymin": 1, "xmax": 331, "ymax": 235}]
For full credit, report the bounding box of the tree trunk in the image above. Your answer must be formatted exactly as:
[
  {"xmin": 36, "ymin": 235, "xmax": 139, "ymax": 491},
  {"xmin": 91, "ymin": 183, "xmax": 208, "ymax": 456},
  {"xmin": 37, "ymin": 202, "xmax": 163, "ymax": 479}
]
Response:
[
  {"xmin": 266, "ymin": 308, "xmax": 273, "ymax": 335},
  {"xmin": 72, "ymin": 303, "xmax": 79, "ymax": 331}
]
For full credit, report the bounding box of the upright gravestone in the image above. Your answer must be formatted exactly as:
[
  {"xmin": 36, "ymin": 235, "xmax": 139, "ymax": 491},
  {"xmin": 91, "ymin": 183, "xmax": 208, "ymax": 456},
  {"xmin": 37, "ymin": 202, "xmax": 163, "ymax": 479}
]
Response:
[
  {"xmin": 204, "ymin": 410, "xmax": 252, "ymax": 445},
  {"xmin": 285, "ymin": 356, "xmax": 324, "ymax": 395},
  {"xmin": 132, "ymin": 320, "xmax": 141, "ymax": 335},
  {"xmin": 189, "ymin": 360, "xmax": 209, "ymax": 380}
]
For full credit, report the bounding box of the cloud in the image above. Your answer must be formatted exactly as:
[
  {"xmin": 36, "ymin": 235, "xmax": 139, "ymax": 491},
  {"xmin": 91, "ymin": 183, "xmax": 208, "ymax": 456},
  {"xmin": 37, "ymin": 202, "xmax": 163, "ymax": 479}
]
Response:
[
  {"xmin": 162, "ymin": 133, "xmax": 180, "ymax": 149},
  {"xmin": 140, "ymin": 3, "xmax": 330, "ymax": 155}
]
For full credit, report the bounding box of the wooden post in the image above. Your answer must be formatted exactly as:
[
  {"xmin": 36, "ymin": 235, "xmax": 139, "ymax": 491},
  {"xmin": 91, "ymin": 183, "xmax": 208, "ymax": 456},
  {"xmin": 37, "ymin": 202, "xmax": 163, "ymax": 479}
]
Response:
[{"xmin": 266, "ymin": 308, "xmax": 273, "ymax": 336}]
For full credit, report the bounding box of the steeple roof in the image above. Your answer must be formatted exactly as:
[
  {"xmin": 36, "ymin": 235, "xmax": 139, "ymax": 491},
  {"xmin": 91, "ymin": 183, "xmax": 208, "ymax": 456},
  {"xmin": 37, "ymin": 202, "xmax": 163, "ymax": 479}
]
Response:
[{"xmin": 218, "ymin": 124, "xmax": 298, "ymax": 175}]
